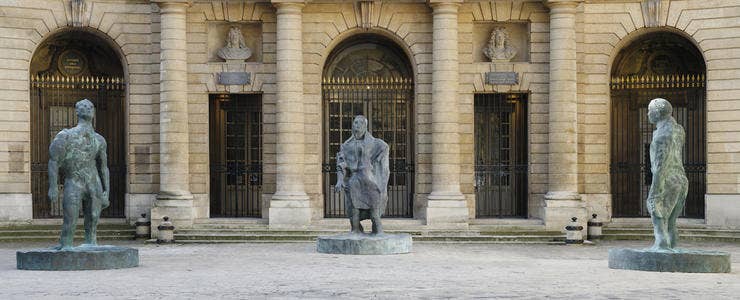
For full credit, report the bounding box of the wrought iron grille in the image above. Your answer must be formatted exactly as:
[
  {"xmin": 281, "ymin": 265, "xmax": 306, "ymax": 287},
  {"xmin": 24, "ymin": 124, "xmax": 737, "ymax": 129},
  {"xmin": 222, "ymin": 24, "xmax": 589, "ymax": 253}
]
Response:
[
  {"xmin": 610, "ymin": 74, "xmax": 706, "ymax": 218},
  {"xmin": 322, "ymin": 76, "xmax": 415, "ymax": 218},
  {"xmin": 209, "ymin": 94, "xmax": 262, "ymax": 218},
  {"xmin": 474, "ymin": 93, "xmax": 528, "ymax": 218},
  {"xmin": 30, "ymin": 74, "xmax": 127, "ymax": 218}
]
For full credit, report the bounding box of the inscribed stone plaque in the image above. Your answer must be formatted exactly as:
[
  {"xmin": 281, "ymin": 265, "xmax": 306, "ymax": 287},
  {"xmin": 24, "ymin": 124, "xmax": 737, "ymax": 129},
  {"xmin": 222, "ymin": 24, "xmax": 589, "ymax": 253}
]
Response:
[
  {"xmin": 486, "ymin": 72, "xmax": 518, "ymax": 85},
  {"xmin": 218, "ymin": 72, "xmax": 251, "ymax": 85}
]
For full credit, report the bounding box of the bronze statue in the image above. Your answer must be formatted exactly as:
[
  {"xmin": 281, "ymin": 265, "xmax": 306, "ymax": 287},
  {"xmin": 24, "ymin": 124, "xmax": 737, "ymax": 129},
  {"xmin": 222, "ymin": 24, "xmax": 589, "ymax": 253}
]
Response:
[
  {"xmin": 647, "ymin": 98, "xmax": 688, "ymax": 251},
  {"xmin": 335, "ymin": 115, "xmax": 390, "ymax": 234},
  {"xmin": 48, "ymin": 99, "xmax": 110, "ymax": 250}
]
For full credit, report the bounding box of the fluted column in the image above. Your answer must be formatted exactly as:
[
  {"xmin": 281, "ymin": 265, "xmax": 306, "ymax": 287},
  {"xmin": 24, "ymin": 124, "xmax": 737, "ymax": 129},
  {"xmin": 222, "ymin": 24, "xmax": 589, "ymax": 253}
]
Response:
[
  {"xmin": 425, "ymin": 0, "xmax": 468, "ymax": 228},
  {"xmin": 543, "ymin": 0, "xmax": 585, "ymax": 231},
  {"xmin": 150, "ymin": 0, "xmax": 194, "ymax": 236},
  {"xmin": 269, "ymin": 0, "xmax": 311, "ymax": 228}
]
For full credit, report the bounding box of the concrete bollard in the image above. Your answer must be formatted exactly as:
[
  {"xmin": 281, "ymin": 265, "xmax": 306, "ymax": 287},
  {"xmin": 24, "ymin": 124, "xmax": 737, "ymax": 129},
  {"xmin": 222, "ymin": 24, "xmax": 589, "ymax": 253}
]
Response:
[
  {"xmin": 565, "ymin": 217, "xmax": 584, "ymax": 244},
  {"xmin": 135, "ymin": 213, "xmax": 151, "ymax": 239},
  {"xmin": 587, "ymin": 213, "xmax": 603, "ymax": 240},
  {"xmin": 157, "ymin": 216, "xmax": 175, "ymax": 244}
]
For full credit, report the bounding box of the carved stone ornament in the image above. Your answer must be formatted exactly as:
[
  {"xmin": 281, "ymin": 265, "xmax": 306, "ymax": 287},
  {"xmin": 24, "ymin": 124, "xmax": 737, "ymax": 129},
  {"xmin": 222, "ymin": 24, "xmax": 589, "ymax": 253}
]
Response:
[
  {"xmin": 643, "ymin": 0, "xmax": 661, "ymax": 27},
  {"xmin": 484, "ymin": 27, "xmax": 518, "ymax": 62},
  {"xmin": 70, "ymin": 0, "xmax": 88, "ymax": 27},
  {"xmin": 217, "ymin": 26, "xmax": 252, "ymax": 62}
]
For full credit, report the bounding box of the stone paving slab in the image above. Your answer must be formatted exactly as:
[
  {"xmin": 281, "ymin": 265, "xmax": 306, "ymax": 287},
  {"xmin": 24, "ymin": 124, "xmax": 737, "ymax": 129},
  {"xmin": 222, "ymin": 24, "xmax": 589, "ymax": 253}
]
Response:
[{"xmin": 0, "ymin": 240, "xmax": 738, "ymax": 299}]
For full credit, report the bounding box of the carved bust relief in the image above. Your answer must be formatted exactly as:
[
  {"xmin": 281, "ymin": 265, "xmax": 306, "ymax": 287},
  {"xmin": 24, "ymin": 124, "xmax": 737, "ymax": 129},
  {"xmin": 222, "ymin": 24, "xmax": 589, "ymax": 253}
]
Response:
[
  {"xmin": 484, "ymin": 27, "xmax": 518, "ymax": 62},
  {"xmin": 217, "ymin": 26, "xmax": 252, "ymax": 61}
]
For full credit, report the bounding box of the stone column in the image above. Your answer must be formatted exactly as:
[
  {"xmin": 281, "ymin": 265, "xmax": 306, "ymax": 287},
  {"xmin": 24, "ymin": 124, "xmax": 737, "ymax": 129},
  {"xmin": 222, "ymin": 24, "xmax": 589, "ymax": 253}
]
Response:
[
  {"xmin": 269, "ymin": 0, "xmax": 312, "ymax": 229},
  {"xmin": 150, "ymin": 0, "xmax": 194, "ymax": 236},
  {"xmin": 543, "ymin": 0, "xmax": 586, "ymax": 231},
  {"xmin": 425, "ymin": 0, "xmax": 469, "ymax": 228}
]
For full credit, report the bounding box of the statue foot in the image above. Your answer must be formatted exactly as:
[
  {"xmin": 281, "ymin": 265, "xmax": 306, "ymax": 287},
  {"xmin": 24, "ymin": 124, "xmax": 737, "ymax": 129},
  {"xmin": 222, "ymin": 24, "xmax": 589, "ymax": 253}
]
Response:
[
  {"xmin": 350, "ymin": 229, "xmax": 363, "ymax": 235},
  {"xmin": 649, "ymin": 244, "xmax": 673, "ymax": 253},
  {"xmin": 79, "ymin": 243, "xmax": 98, "ymax": 248},
  {"xmin": 50, "ymin": 244, "xmax": 73, "ymax": 251}
]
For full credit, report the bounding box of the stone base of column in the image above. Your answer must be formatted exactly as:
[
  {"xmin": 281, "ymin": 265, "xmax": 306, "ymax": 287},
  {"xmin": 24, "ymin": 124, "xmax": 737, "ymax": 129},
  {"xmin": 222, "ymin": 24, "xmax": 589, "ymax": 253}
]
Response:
[
  {"xmin": 269, "ymin": 192, "xmax": 312, "ymax": 229},
  {"xmin": 150, "ymin": 195, "xmax": 194, "ymax": 239},
  {"xmin": 544, "ymin": 191, "xmax": 586, "ymax": 234},
  {"xmin": 425, "ymin": 192, "xmax": 469, "ymax": 229},
  {"xmin": 0, "ymin": 193, "xmax": 32, "ymax": 222}
]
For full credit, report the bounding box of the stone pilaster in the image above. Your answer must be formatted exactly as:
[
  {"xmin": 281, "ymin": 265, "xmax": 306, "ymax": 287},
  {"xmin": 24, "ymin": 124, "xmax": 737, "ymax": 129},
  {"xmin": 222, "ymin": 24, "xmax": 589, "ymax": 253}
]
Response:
[
  {"xmin": 150, "ymin": 0, "xmax": 194, "ymax": 236},
  {"xmin": 543, "ymin": 0, "xmax": 586, "ymax": 232},
  {"xmin": 425, "ymin": 0, "xmax": 468, "ymax": 228},
  {"xmin": 269, "ymin": 0, "xmax": 312, "ymax": 229}
]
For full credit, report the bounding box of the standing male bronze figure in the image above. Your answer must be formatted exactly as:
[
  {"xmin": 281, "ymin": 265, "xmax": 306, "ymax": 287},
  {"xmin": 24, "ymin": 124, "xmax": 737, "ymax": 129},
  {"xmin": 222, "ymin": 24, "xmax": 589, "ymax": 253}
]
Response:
[
  {"xmin": 335, "ymin": 115, "xmax": 390, "ymax": 234},
  {"xmin": 48, "ymin": 99, "xmax": 110, "ymax": 250},
  {"xmin": 646, "ymin": 98, "xmax": 688, "ymax": 251}
]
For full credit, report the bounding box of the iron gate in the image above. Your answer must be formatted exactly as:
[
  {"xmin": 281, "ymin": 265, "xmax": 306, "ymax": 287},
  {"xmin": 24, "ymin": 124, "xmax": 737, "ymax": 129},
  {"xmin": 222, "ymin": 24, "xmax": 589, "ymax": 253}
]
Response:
[
  {"xmin": 209, "ymin": 94, "xmax": 262, "ymax": 217},
  {"xmin": 474, "ymin": 93, "xmax": 528, "ymax": 218},
  {"xmin": 322, "ymin": 76, "xmax": 414, "ymax": 218},
  {"xmin": 610, "ymin": 74, "xmax": 706, "ymax": 218},
  {"xmin": 30, "ymin": 74, "xmax": 127, "ymax": 218}
]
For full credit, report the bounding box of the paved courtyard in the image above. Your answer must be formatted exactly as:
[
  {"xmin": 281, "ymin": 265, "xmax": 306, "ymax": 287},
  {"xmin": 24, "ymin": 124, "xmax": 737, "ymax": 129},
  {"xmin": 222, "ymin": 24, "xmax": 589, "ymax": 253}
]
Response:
[{"xmin": 0, "ymin": 240, "xmax": 738, "ymax": 299}]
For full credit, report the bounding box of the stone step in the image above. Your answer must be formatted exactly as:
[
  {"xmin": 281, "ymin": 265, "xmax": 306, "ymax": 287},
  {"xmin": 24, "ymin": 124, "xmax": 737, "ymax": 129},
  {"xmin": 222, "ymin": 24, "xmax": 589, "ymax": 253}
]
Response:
[
  {"xmin": 603, "ymin": 228, "xmax": 740, "ymax": 236},
  {"xmin": 0, "ymin": 235, "xmax": 136, "ymax": 242},
  {"xmin": 173, "ymin": 232, "xmax": 565, "ymax": 244},
  {"xmin": 0, "ymin": 229, "xmax": 135, "ymax": 237},
  {"xmin": 0, "ymin": 224, "xmax": 136, "ymax": 241},
  {"xmin": 600, "ymin": 233, "xmax": 740, "ymax": 243}
]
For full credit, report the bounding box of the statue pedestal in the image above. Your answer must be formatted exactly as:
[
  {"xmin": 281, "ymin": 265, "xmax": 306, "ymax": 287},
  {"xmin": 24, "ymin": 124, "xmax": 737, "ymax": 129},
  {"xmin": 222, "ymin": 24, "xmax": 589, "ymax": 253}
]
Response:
[
  {"xmin": 608, "ymin": 248, "xmax": 730, "ymax": 273},
  {"xmin": 17, "ymin": 245, "xmax": 139, "ymax": 270},
  {"xmin": 317, "ymin": 233, "xmax": 412, "ymax": 255}
]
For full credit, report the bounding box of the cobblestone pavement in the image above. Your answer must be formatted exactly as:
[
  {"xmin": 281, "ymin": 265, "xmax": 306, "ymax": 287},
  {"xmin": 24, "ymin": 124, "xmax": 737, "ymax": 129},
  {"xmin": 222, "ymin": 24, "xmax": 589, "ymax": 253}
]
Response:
[{"xmin": 0, "ymin": 240, "xmax": 738, "ymax": 299}]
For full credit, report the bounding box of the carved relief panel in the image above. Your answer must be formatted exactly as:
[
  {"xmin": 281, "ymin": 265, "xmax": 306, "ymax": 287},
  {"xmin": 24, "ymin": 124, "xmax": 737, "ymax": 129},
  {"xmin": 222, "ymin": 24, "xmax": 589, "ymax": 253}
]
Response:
[
  {"xmin": 208, "ymin": 22, "xmax": 262, "ymax": 63},
  {"xmin": 473, "ymin": 22, "xmax": 529, "ymax": 63}
]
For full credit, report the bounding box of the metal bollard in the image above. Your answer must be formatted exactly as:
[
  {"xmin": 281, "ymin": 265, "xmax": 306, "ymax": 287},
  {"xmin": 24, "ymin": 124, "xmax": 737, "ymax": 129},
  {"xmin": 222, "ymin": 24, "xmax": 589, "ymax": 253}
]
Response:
[
  {"xmin": 587, "ymin": 213, "xmax": 603, "ymax": 240},
  {"xmin": 157, "ymin": 216, "xmax": 175, "ymax": 244},
  {"xmin": 565, "ymin": 217, "xmax": 584, "ymax": 244},
  {"xmin": 135, "ymin": 213, "xmax": 151, "ymax": 239}
]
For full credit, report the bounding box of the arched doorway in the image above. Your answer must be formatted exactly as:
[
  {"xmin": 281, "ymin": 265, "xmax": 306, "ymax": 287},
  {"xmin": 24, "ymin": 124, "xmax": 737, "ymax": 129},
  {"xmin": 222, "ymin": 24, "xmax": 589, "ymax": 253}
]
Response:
[
  {"xmin": 30, "ymin": 29, "xmax": 126, "ymax": 218},
  {"xmin": 322, "ymin": 34, "xmax": 414, "ymax": 218},
  {"xmin": 610, "ymin": 31, "xmax": 706, "ymax": 218}
]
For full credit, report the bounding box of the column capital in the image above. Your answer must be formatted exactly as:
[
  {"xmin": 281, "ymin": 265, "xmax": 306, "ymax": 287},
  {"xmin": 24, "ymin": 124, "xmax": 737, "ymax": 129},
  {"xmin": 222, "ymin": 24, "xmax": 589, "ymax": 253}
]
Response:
[
  {"xmin": 542, "ymin": 0, "xmax": 582, "ymax": 10},
  {"xmin": 151, "ymin": 0, "xmax": 191, "ymax": 7},
  {"xmin": 272, "ymin": 0, "xmax": 305, "ymax": 12},
  {"xmin": 428, "ymin": 0, "xmax": 462, "ymax": 13}
]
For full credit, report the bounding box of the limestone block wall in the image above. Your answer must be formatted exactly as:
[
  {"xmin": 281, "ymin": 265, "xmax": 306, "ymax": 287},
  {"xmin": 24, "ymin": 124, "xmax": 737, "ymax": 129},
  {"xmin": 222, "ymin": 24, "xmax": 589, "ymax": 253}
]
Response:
[
  {"xmin": 459, "ymin": 1, "xmax": 551, "ymax": 219},
  {"xmin": 0, "ymin": 0, "xmax": 157, "ymax": 221},
  {"xmin": 186, "ymin": 1, "xmax": 276, "ymax": 219},
  {"xmin": 301, "ymin": 1, "xmax": 433, "ymax": 219},
  {"xmin": 577, "ymin": 0, "xmax": 740, "ymax": 224}
]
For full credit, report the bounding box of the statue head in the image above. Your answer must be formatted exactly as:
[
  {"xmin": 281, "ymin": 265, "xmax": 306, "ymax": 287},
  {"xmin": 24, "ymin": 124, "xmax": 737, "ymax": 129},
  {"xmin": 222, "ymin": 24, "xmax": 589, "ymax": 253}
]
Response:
[
  {"xmin": 648, "ymin": 98, "xmax": 672, "ymax": 124},
  {"xmin": 352, "ymin": 115, "xmax": 368, "ymax": 139},
  {"xmin": 492, "ymin": 27, "xmax": 508, "ymax": 49},
  {"xmin": 75, "ymin": 99, "xmax": 95, "ymax": 122}
]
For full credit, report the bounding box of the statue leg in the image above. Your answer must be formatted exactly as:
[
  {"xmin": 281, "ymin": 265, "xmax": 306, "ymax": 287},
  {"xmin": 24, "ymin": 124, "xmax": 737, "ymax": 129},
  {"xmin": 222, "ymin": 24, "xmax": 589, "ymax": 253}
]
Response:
[
  {"xmin": 650, "ymin": 215, "xmax": 669, "ymax": 251},
  {"xmin": 351, "ymin": 208, "xmax": 362, "ymax": 234},
  {"xmin": 82, "ymin": 188, "xmax": 101, "ymax": 246},
  {"xmin": 58, "ymin": 183, "xmax": 81, "ymax": 250},
  {"xmin": 370, "ymin": 208, "xmax": 383, "ymax": 235},
  {"xmin": 666, "ymin": 182, "xmax": 689, "ymax": 249}
]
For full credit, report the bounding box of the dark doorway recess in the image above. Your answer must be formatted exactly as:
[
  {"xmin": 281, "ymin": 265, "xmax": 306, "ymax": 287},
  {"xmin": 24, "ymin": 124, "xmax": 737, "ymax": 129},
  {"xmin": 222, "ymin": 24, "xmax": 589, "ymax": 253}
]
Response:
[
  {"xmin": 610, "ymin": 31, "xmax": 706, "ymax": 218},
  {"xmin": 474, "ymin": 93, "xmax": 528, "ymax": 218},
  {"xmin": 322, "ymin": 34, "xmax": 415, "ymax": 218},
  {"xmin": 209, "ymin": 94, "xmax": 263, "ymax": 218},
  {"xmin": 30, "ymin": 30, "xmax": 126, "ymax": 218}
]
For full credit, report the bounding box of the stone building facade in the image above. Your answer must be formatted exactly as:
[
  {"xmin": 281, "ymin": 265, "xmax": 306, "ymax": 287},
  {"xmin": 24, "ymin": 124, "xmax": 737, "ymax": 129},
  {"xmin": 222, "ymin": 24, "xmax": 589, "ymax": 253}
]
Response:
[{"xmin": 0, "ymin": 0, "xmax": 738, "ymax": 234}]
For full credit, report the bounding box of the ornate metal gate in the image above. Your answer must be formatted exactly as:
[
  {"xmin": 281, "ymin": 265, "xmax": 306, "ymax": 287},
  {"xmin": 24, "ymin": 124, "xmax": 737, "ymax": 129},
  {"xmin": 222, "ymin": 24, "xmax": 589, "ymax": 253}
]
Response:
[
  {"xmin": 322, "ymin": 76, "xmax": 414, "ymax": 218},
  {"xmin": 209, "ymin": 94, "xmax": 262, "ymax": 217},
  {"xmin": 30, "ymin": 75, "xmax": 127, "ymax": 218},
  {"xmin": 474, "ymin": 93, "xmax": 528, "ymax": 218},
  {"xmin": 610, "ymin": 74, "xmax": 706, "ymax": 218}
]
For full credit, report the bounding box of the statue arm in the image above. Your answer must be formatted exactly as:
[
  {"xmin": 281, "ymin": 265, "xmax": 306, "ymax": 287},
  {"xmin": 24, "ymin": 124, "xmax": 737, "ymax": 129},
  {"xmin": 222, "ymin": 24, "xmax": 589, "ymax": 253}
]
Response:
[
  {"xmin": 648, "ymin": 134, "xmax": 670, "ymax": 203},
  {"xmin": 335, "ymin": 145, "xmax": 347, "ymax": 190},
  {"xmin": 377, "ymin": 143, "xmax": 390, "ymax": 192},
  {"xmin": 47, "ymin": 133, "xmax": 64, "ymax": 203},
  {"xmin": 97, "ymin": 136, "xmax": 110, "ymax": 207}
]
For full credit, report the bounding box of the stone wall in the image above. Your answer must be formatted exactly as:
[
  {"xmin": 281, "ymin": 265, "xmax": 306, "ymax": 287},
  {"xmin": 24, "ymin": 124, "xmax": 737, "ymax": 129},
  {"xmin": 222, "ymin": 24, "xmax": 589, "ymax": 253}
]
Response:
[
  {"xmin": 459, "ymin": 1, "xmax": 550, "ymax": 219},
  {"xmin": 577, "ymin": 0, "xmax": 740, "ymax": 223},
  {"xmin": 0, "ymin": 0, "xmax": 157, "ymax": 221}
]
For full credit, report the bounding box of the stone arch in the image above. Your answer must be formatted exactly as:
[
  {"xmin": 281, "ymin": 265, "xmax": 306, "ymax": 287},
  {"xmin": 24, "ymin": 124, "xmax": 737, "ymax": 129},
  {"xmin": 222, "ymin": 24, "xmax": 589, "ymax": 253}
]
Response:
[
  {"xmin": 29, "ymin": 27, "xmax": 129, "ymax": 218},
  {"xmin": 607, "ymin": 28, "xmax": 707, "ymax": 218}
]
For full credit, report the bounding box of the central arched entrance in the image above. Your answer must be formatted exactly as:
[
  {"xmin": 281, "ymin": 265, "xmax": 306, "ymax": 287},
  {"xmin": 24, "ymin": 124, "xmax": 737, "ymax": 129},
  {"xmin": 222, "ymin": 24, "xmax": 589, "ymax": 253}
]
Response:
[
  {"xmin": 30, "ymin": 29, "xmax": 127, "ymax": 218},
  {"xmin": 610, "ymin": 31, "xmax": 706, "ymax": 218},
  {"xmin": 322, "ymin": 34, "xmax": 415, "ymax": 218}
]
